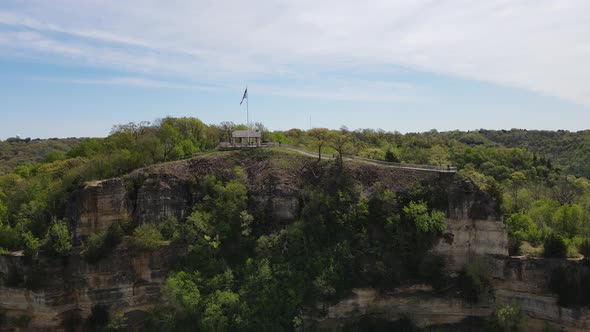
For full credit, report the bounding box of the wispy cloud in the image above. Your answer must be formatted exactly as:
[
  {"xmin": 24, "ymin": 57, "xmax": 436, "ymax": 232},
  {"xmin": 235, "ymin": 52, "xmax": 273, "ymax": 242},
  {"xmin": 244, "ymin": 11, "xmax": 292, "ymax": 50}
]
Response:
[
  {"xmin": 0, "ymin": 0, "xmax": 589, "ymax": 104},
  {"xmin": 21, "ymin": 76, "xmax": 225, "ymax": 92}
]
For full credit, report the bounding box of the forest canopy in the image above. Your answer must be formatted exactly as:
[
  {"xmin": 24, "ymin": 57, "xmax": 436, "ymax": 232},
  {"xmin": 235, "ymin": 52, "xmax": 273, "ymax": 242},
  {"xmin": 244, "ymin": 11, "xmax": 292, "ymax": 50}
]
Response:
[{"xmin": 1, "ymin": 118, "xmax": 590, "ymax": 329}]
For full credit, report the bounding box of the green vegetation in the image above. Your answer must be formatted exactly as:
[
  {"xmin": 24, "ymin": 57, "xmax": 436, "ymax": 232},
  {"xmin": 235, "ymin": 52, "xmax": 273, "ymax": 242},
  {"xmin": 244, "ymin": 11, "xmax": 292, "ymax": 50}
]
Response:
[
  {"xmin": 145, "ymin": 162, "xmax": 449, "ymax": 331},
  {"xmin": 456, "ymin": 255, "xmax": 495, "ymax": 304},
  {"xmin": 1, "ymin": 118, "xmax": 590, "ymax": 259},
  {"xmin": 83, "ymin": 222, "xmax": 124, "ymax": 263},
  {"xmin": 495, "ymin": 302, "xmax": 525, "ymax": 332},
  {"xmin": 130, "ymin": 224, "xmax": 165, "ymax": 250},
  {"xmin": 3, "ymin": 117, "xmax": 590, "ymax": 327},
  {"xmin": 267, "ymin": 127, "xmax": 590, "ymax": 258},
  {"xmin": 543, "ymin": 233, "xmax": 567, "ymax": 258},
  {"xmin": 0, "ymin": 117, "xmax": 219, "ymax": 254},
  {"xmin": 0, "ymin": 137, "xmax": 81, "ymax": 175},
  {"xmin": 43, "ymin": 219, "xmax": 72, "ymax": 256}
]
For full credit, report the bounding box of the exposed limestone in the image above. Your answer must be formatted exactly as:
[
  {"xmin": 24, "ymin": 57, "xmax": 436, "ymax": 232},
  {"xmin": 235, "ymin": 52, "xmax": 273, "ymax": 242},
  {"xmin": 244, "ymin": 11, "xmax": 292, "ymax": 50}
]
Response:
[
  {"xmin": 315, "ymin": 258, "xmax": 590, "ymax": 331},
  {"xmin": 0, "ymin": 151, "xmax": 585, "ymax": 330},
  {"xmin": 67, "ymin": 178, "xmax": 129, "ymax": 243},
  {"xmin": 0, "ymin": 245, "xmax": 187, "ymax": 330},
  {"xmin": 314, "ymin": 287, "xmax": 493, "ymax": 330}
]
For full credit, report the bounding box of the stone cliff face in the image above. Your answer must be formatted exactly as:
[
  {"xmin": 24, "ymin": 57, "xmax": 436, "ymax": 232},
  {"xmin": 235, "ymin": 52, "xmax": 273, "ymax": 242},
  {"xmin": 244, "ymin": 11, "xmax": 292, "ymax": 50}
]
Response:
[
  {"xmin": 315, "ymin": 259, "xmax": 590, "ymax": 332},
  {"xmin": 0, "ymin": 245, "xmax": 187, "ymax": 330},
  {"xmin": 67, "ymin": 178, "xmax": 129, "ymax": 244},
  {"xmin": 433, "ymin": 177, "xmax": 508, "ymax": 271},
  {"xmin": 0, "ymin": 151, "xmax": 581, "ymax": 331}
]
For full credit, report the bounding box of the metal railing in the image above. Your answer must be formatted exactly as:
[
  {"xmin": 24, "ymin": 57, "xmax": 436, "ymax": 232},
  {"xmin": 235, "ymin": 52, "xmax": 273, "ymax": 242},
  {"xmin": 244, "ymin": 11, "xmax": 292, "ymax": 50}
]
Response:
[
  {"xmin": 216, "ymin": 142, "xmax": 457, "ymax": 173},
  {"xmin": 278, "ymin": 145, "xmax": 458, "ymax": 173}
]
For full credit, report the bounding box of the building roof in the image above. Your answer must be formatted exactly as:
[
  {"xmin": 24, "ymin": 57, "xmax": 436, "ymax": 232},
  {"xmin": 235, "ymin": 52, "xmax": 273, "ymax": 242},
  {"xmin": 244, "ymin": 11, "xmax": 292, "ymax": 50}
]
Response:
[{"xmin": 232, "ymin": 130, "xmax": 261, "ymax": 138}]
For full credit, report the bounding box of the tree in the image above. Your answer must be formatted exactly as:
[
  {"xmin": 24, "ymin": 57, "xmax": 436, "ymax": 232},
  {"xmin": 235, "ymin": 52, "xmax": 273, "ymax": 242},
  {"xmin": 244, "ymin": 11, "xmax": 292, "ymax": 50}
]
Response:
[
  {"xmin": 166, "ymin": 271, "xmax": 201, "ymax": 314},
  {"xmin": 219, "ymin": 121, "xmax": 236, "ymax": 142},
  {"xmin": 359, "ymin": 148, "xmax": 385, "ymax": 160},
  {"xmin": 0, "ymin": 199, "xmax": 7, "ymax": 225},
  {"xmin": 496, "ymin": 302, "xmax": 524, "ymax": 332},
  {"xmin": 328, "ymin": 131, "xmax": 352, "ymax": 164},
  {"xmin": 44, "ymin": 219, "xmax": 72, "ymax": 256},
  {"xmin": 551, "ymin": 204, "xmax": 583, "ymax": 238},
  {"xmin": 22, "ymin": 231, "xmax": 40, "ymax": 258},
  {"xmin": 457, "ymin": 255, "xmax": 494, "ymax": 304},
  {"xmin": 306, "ymin": 128, "xmax": 330, "ymax": 161},
  {"xmin": 132, "ymin": 224, "xmax": 164, "ymax": 250},
  {"xmin": 201, "ymin": 290, "xmax": 242, "ymax": 331},
  {"xmin": 157, "ymin": 119, "xmax": 182, "ymax": 161},
  {"xmin": 506, "ymin": 212, "xmax": 541, "ymax": 245},
  {"xmin": 429, "ymin": 145, "xmax": 450, "ymax": 166},
  {"xmin": 552, "ymin": 176, "xmax": 580, "ymax": 205},
  {"xmin": 507, "ymin": 171, "xmax": 527, "ymax": 211},
  {"xmin": 403, "ymin": 201, "xmax": 446, "ymax": 234},
  {"xmin": 543, "ymin": 233, "xmax": 567, "ymax": 258},
  {"xmin": 385, "ymin": 148, "xmax": 400, "ymax": 162}
]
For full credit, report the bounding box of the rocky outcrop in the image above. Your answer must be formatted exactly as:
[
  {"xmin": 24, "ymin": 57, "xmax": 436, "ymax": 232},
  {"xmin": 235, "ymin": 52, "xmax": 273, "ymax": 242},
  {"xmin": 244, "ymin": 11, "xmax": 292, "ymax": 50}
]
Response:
[
  {"xmin": 496, "ymin": 258, "xmax": 590, "ymax": 331},
  {"xmin": 0, "ymin": 151, "xmax": 548, "ymax": 330},
  {"xmin": 313, "ymin": 287, "xmax": 493, "ymax": 330},
  {"xmin": 0, "ymin": 244, "xmax": 187, "ymax": 330},
  {"xmin": 432, "ymin": 177, "xmax": 508, "ymax": 270},
  {"xmin": 314, "ymin": 258, "xmax": 590, "ymax": 331},
  {"xmin": 67, "ymin": 178, "xmax": 130, "ymax": 243}
]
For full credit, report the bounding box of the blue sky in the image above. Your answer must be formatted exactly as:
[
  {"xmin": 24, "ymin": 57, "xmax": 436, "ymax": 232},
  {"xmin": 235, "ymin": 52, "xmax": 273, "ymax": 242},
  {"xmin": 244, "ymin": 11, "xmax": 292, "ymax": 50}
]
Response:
[{"xmin": 0, "ymin": 1, "xmax": 589, "ymax": 139}]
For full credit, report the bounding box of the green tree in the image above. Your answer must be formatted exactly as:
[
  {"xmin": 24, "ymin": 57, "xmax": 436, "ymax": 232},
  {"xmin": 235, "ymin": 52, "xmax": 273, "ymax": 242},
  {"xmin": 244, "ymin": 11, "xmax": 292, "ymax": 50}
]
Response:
[
  {"xmin": 551, "ymin": 204, "xmax": 583, "ymax": 238},
  {"xmin": 22, "ymin": 231, "xmax": 40, "ymax": 258},
  {"xmin": 457, "ymin": 255, "xmax": 494, "ymax": 304},
  {"xmin": 44, "ymin": 219, "xmax": 72, "ymax": 256},
  {"xmin": 328, "ymin": 131, "xmax": 352, "ymax": 164},
  {"xmin": 429, "ymin": 145, "xmax": 450, "ymax": 166},
  {"xmin": 158, "ymin": 119, "xmax": 182, "ymax": 161},
  {"xmin": 403, "ymin": 201, "xmax": 446, "ymax": 234},
  {"xmin": 359, "ymin": 147, "xmax": 385, "ymax": 160},
  {"xmin": 507, "ymin": 212, "xmax": 541, "ymax": 245},
  {"xmin": 496, "ymin": 302, "xmax": 524, "ymax": 332},
  {"xmin": 306, "ymin": 128, "xmax": 330, "ymax": 160},
  {"xmin": 543, "ymin": 233, "xmax": 567, "ymax": 258},
  {"xmin": 201, "ymin": 290, "xmax": 242, "ymax": 331},
  {"xmin": 132, "ymin": 224, "xmax": 164, "ymax": 250},
  {"xmin": 0, "ymin": 199, "xmax": 7, "ymax": 225},
  {"xmin": 166, "ymin": 271, "xmax": 201, "ymax": 313},
  {"xmin": 384, "ymin": 148, "xmax": 400, "ymax": 162}
]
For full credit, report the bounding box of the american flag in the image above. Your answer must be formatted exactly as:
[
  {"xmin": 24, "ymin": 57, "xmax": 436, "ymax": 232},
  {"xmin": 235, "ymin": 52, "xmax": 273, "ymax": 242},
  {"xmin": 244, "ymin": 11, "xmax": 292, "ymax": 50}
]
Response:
[{"xmin": 240, "ymin": 88, "xmax": 248, "ymax": 105}]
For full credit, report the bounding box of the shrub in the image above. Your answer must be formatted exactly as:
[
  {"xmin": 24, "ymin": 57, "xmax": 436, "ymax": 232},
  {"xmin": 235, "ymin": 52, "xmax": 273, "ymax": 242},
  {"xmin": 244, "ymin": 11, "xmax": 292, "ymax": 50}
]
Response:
[
  {"xmin": 22, "ymin": 232, "xmax": 40, "ymax": 258},
  {"xmin": 495, "ymin": 302, "xmax": 524, "ymax": 332},
  {"xmin": 43, "ymin": 219, "xmax": 72, "ymax": 256},
  {"xmin": 83, "ymin": 222, "xmax": 124, "ymax": 263},
  {"xmin": 457, "ymin": 255, "xmax": 494, "ymax": 304},
  {"xmin": 402, "ymin": 200, "xmax": 446, "ymax": 234},
  {"xmin": 106, "ymin": 312, "xmax": 127, "ymax": 331},
  {"xmin": 83, "ymin": 233, "xmax": 107, "ymax": 263},
  {"xmin": 131, "ymin": 224, "xmax": 164, "ymax": 250},
  {"xmin": 543, "ymin": 233, "xmax": 567, "ymax": 258},
  {"xmin": 0, "ymin": 226, "xmax": 21, "ymax": 250},
  {"xmin": 105, "ymin": 222, "xmax": 124, "ymax": 247},
  {"xmin": 159, "ymin": 216, "xmax": 180, "ymax": 241},
  {"xmin": 508, "ymin": 237, "xmax": 521, "ymax": 256}
]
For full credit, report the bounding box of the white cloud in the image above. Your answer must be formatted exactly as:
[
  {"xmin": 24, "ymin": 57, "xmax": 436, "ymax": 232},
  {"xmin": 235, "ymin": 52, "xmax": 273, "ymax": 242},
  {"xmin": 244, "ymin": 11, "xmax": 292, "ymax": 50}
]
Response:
[
  {"xmin": 22, "ymin": 76, "xmax": 224, "ymax": 92},
  {"xmin": 0, "ymin": 0, "xmax": 589, "ymax": 104}
]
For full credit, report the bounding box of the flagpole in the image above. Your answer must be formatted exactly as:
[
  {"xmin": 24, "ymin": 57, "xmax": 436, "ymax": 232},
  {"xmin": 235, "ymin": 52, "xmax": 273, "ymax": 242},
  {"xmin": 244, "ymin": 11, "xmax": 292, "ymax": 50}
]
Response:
[{"xmin": 247, "ymin": 87, "xmax": 249, "ymax": 146}]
